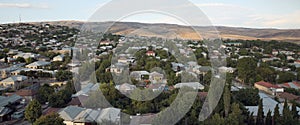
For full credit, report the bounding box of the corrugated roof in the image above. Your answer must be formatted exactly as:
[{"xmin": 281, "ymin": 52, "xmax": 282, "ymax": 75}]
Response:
[
  {"xmin": 0, "ymin": 94, "xmax": 22, "ymax": 107},
  {"xmin": 0, "ymin": 75, "xmax": 27, "ymax": 83},
  {"xmin": 59, "ymin": 106, "xmax": 85, "ymax": 121},
  {"xmin": 246, "ymin": 92, "xmax": 300, "ymax": 116},
  {"xmin": 26, "ymin": 61, "xmax": 50, "ymax": 67}
]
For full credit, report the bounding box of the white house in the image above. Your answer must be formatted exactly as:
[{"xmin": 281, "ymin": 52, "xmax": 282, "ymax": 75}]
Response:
[
  {"xmin": 59, "ymin": 106, "xmax": 121, "ymax": 125},
  {"xmin": 0, "ymin": 75, "xmax": 28, "ymax": 90},
  {"xmin": 52, "ymin": 55, "xmax": 65, "ymax": 62},
  {"xmin": 130, "ymin": 71, "xmax": 150, "ymax": 81},
  {"xmin": 149, "ymin": 72, "xmax": 164, "ymax": 84},
  {"xmin": 25, "ymin": 61, "xmax": 51, "ymax": 69},
  {"xmin": 13, "ymin": 52, "xmax": 38, "ymax": 59},
  {"xmin": 115, "ymin": 83, "xmax": 136, "ymax": 94},
  {"xmin": 174, "ymin": 82, "xmax": 204, "ymax": 90}
]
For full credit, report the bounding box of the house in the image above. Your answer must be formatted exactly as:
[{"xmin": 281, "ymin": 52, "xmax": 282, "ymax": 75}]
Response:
[
  {"xmin": 15, "ymin": 83, "xmax": 39, "ymax": 101},
  {"xmin": 0, "ymin": 94, "xmax": 22, "ymax": 107},
  {"xmin": 295, "ymin": 60, "xmax": 300, "ymax": 65},
  {"xmin": 25, "ymin": 61, "xmax": 50, "ymax": 69},
  {"xmin": 130, "ymin": 71, "xmax": 150, "ymax": 81},
  {"xmin": 246, "ymin": 92, "xmax": 300, "ymax": 117},
  {"xmin": 59, "ymin": 106, "xmax": 121, "ymax": 125},
  {"xmin": 149, "ymin": 72, "xmax": 164, "ymax": 84},
  {"xmin": 52, "ymin": 55, "xmax": 65, "ymax": 62},
  {"xmin": 279, "ymin": 82, "xmax": 300, "ymax": 90},
  {"xmin": 197, "ymin": 66, "xmax": 211, "ymax": 75},
  {"xmin": 115, "ymin": 83, "xmax": 136, "ymax": 94},
  {"xmin": 187, "ymin": 61, "xmax": 198, "ymax": 70},
  {"xmin": 12, "ymin": 52, "xmax": 38, "ymax": 59},
  {"xmin": 37, "ymin": 56, "xmax": 50, "ymax": 61},
  {"xmin": 97, "ymin": 108, "xmax": 121, "ymax": 124},
  {"xmin": 262, "ymin": 57, "xmax": 280, "ymax": 62},
  {"xmin": 224, "ymin": 42, "xmax": 242, "ymax": 46},
  {"xmin": 254, "ymin": 81, "xmax": 284, "ymax": 95},
  {"xmin": 218, "ymin": 66, "xmax": 235, "ymax": 73},
  {"xmin": 146, "ymin": 84, "xmax": 166, "ymax": 92},
  {"xmin": 146, "ymin": 51, "xmax": 155, "ymax": 56},
  {"xmin": 0, "ymin": 75, "xmax": 28, "ymax": 90},
  {"xmin": 174, "ymin": 82, "xmax": 204, "ymax": 90},
  {"xmin": 272, "ymin": 50, "xmax": 279, "ymax": 55},
  {"xmin": 106, "ymin": 63, "xmax": 127, "ymax": 74},
  {"xmin": 0, "ymin": 107, "xmax": 13, "ymax": 122},
  {"xmin": 198, "ymin": 92, "xmax": 208, "ymax": 101},
  {"xmin": 72, "ymin": 83, "xmax": 99, "ymax": 97},
  {"xmin": 130, "ymin": 114, "xmax": 155, "ymax": 125},
  {"xmin": 277, "ymin": 92, "xmax": 300, "ymax": 103},
  {"xmin": 59, "ymin": 106, "xmax": 92, "ymax": 125},
  {"xmin": 99, "ymin": 40, "xmax": 112, "ymax": 46},
  {"xmin": 171, "ymin": 62, "xmax": 185, "ymax": 72},
  {"xmin": 118, "ymin": 57, "xmax": 135, "ymax": 64}
]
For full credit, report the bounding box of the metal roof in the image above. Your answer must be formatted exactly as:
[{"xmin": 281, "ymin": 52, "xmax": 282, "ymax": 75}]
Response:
[{"xmin": 0, "ymin": 94, "xmax": 22, "ymax": 107}]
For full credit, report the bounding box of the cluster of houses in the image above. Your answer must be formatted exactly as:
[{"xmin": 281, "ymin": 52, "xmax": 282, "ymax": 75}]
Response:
[
  {"xmin": 0, "ymin": 23, "xmax": 78, "ymax": 51},
  {"xmin": 239, "ymin": 80, "xmax": 300, "ymax": 117},
  {"xmin": 0, "ymin": 52, "xmax": 69, "ymax": 90}
]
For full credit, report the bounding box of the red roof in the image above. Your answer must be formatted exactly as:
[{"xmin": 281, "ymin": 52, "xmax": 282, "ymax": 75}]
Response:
[
  {"xmin": 146, "ymin": 51, "xmax": 155, "ymax": 54},
  {"xmin": 43, "ymin": 108, "xmax": 61, "ymax": 115},
  {"xmin": 198, "ymin": 92, "xmax": 208, "ymax": 98},
  {"xmin": 281, "ymin": 82, "xmax": 300, "ymax": 88},
  {"xmin": 255, "ymin": 81, "xmax": 281, "ymax": 88},
  {"xmin": 278, "ymin": 92, "xmax": 300, "ymax": 101},
  {"xmin": 16, "ymin": 89, "xmax": 37, "ymax": 96}
]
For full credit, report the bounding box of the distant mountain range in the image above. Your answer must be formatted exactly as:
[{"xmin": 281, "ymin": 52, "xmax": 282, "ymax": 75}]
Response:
[{"xmin": 29, "ymin": 21, "xmax": 300, "ymax": 43}]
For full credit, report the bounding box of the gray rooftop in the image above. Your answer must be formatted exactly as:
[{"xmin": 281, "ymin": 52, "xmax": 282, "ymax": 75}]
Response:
[{"xmin": 0, "ymin": 94, "xmax": 22, "ymax": 107}]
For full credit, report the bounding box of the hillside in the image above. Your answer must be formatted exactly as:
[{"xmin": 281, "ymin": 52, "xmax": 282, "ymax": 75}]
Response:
[{"xmin": 29, "ymin": 21, "xmax": 300, "ymax": 43}]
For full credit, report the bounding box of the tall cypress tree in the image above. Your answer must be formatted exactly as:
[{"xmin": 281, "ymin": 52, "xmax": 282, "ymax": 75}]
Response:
[
  {"xmin": 256, "ymin": 99, "xmax": 264, "ymax": 125},
  {"xmin": 248, "ymin": 112, "xmax": 255, "ymax": 125},
  {"xmin": 273, "ymin": 104, "xmax": 280, "ymax": 125},
  {"xmin": 265, "ymin": 110, "xmax": 272, "ymax": 125},
  {"xmin": 282, "ymin": 99, "xmax": 294, "ymax": 125},
  {"xmin": 291, "ymin": 101, "xmax": 299, "ymax": 119},
  {"xmin": 223, "ymin": 85, "xmax": 231, "ymax": 117}
]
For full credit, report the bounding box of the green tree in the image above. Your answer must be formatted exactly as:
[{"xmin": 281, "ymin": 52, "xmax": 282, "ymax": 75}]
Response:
[
  {"xmin": 233, "ymin": 88, "xmax": 259, "ymax": 106},
  {"xmin": 273, "ymin": 104, "xmax": 280, "ymax": 125},
  {"xmin": 265, "ymin": 110, "xmax": 272, "ymax": 125},
  {"xmin": 247, "ymin": 112, "xmax": 255, "ymax": 125},
  {"xmin": 291, "ymin": 102, "xmax": 299, "ymax": 119},
  {"xmin": 281, "ymin": 99, "xmax": 296, "ymax": 125},
  {"xmin": 223, "ymin": 85, "xmax": 231, "ymax": 117},
  {"xmin": 227, "ymin": 103, "xmax": 243, "ymax": 125},
  {"xmin": 277, "ymin": 72, "xmax": 296, "ymax": 83},
  {"xmin": 25, "ymin": 99, "xmax": 42, "ymax": 123},
  {"xmin": 237, "ymin": 57, "xmax": 257, "ymax": 84},
  {"xmin": 207, "ymin": 113, "xmax": 225, "ymax": 125},
  {"xmin": 48, "ymin": 89, "xmax": 72, "ymax": 108},
  {"xmin": 37, "ymin": 84, "xmax": 55, "ymax": 104},
  {"xmin": 55, "ymin": 70, "xmax": 73, "ymax": 81},
  {"xmin": 256, "ymin": 99, "xmax": 264, "ymax": 125},
  {"xmin": 16, "ymin": 57, "xmax": 26, "ymax": 63},
  {"xmin": 297, "ymin": 69, "xmax": 300, "ymax": 81},
  {"xmin": 33, "ymin": 113, "xmax": 65, "ymax": 125}
]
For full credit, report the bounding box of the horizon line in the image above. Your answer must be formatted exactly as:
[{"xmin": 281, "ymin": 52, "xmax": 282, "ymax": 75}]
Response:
[{"xmin": 1, "ymin": 20, "xmax": 300, "ymax": 30}]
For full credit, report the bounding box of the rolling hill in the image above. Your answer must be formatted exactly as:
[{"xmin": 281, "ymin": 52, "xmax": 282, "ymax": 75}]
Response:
[{"xmin": 30, "ymin": 21, "xmax": 300, "ymax": 43}]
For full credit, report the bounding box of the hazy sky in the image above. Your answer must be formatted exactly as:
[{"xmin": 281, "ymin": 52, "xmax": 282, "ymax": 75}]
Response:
[{"xmin": 0, "ymin": 0, "xmax": 300, "ymax": 29}]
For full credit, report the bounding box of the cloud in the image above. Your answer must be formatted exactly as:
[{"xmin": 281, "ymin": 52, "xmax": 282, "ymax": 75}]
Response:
[
  {"xmin": 245, "ymin": 11, "xmax": 300, "ymax": 29},
  {"xmin": 0, "ymin": 3, "xmax": 49, "ymax": 9}
]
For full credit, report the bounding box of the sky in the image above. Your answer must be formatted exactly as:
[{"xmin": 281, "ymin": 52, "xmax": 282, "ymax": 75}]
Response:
[{"xmin": 0, "ymin": 0, "xmax": 300, "ymax": 29}]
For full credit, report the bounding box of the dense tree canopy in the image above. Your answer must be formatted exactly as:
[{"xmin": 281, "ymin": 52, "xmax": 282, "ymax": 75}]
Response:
[{"xmin": 25, "ymin": 99, "xmax": 42, "ymax": 123}]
